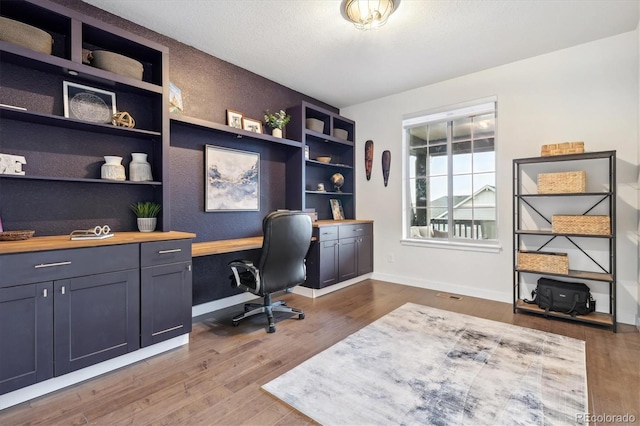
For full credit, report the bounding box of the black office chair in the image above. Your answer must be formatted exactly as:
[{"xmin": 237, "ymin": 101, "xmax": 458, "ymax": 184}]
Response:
[{"xmin": 229, "ymin": 211, "xmax": 313, "ymax": 333}]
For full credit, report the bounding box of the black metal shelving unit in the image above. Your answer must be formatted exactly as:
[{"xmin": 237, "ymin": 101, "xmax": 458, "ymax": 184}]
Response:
[{"xmin": 513, "ymin": 150, "xmax": 616, "ymax": 331}]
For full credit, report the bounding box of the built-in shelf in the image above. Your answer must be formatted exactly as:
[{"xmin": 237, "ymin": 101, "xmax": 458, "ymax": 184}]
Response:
[
  {"xmin": 0, "ymin": 174, "xmax": 162, "ymax": 185},
  {"xmin": 0, "ymin": 106, "xmax": 162, "ymax": 138},
  {"xmin": 306, "ymin": 160, "xmax": 353, "ymax": 169},
  {"xmin": 170, "ymin": 114, "xmax": 302, "ymax": 148},
  {"xmin": 306, "ymin": 190, "xmax": 354, "ymax": 195},
  {"xmin": 0, "ymin": 42, "xmax": 163, "ymax": 94}
]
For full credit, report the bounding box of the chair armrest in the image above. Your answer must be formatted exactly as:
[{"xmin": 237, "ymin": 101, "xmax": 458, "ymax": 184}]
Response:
[{"xmin": 229, "ymin": 259, "xmax": 261, "ymax": 294}]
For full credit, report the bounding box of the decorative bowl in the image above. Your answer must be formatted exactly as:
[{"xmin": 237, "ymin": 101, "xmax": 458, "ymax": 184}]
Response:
[
  {"xmin": 305, "ymin": 118, "xmax": 324, "ymax": 133},
  {"xmin": 333, "ymin": 128, "xmax": 348, "ymax": 140},
  {"xmin": 316, "ymin": 156, "xmax": 331, "ymax": 163},
  {"xmin": 91, "ymin": 50, "xmax": 144, "ymax": 80},
  {"xmin": 0, "ymin": 17, "xmax": 53, "ymax": 55}
]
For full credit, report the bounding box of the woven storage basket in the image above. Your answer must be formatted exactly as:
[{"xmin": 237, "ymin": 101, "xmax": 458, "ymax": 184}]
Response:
[
  {"xmin": 91, "ymin": 50, "xmax": 143, "ymax": 80},
  {"xmin": 552, "ymin": 215, "xmax": 610, "ymax": 235},
  {"xmin": 541, "ymin": 141, "xmax": 584, "ymax": 156},
  {"xmin": 0, "ymin": 16, "xmax": 52, "ymax": 55},
  {"xmin": 538, "ymin": 170, "xmax": 586, "ymax": 194},
  {"xmin": 518, "ymin": 250, "xmax": 568, "ymax": 274}
]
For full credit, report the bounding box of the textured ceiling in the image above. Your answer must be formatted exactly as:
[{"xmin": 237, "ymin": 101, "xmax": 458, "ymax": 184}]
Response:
[{"xmin": 81, "ymin": 0, "xmax": 639, "ymax": 109}]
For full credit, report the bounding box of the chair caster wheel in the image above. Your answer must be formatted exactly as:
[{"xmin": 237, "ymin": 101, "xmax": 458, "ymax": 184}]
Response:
[
  {"xmin": 299, "ymin": 313, "xmax": 305, "ymax": 320},
  {"xmin": 232, "ymin": 321, "xmax": 239, "ymax": 327},
  {"xmin": 268, "ymin": 326, "xmax": 276, "ymax": 333}
]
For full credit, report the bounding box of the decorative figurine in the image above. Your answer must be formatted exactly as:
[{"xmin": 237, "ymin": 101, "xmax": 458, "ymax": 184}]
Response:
[
  {"xmin": 0, "ymin": 153, "xmax": 26, "ymax": 175},
  {"xmin": 112, "ymin": 111, "xmax": 135, "ymax": 128}
]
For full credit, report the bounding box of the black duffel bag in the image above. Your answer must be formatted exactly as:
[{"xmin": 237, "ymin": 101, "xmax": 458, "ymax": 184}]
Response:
[{"xmin": 526, "ymin": 277, "xmax": 596, "ymax": 317}]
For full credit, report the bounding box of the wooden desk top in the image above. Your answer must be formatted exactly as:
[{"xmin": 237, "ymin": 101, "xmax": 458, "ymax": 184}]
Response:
[
  {"xmin": 191, "ymin": 220, "xmax": 372, "ymax": 257},
  {"xmin": 0, "ymin": 231, "xmax": 196, "ymax": 255},
  {"xmin": 192, "ymin": 236, "xmax": 263, "ymax": 257}
]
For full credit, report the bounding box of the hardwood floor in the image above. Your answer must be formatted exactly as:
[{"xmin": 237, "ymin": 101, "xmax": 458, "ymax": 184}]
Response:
[{"xmin": 1, "ymin": 279, "xmax": 638, "ymax": 425}]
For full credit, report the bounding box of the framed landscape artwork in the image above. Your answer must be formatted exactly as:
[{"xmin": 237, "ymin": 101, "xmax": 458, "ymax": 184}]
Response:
[{"xmin": 205, "ymin": 145, "xmax": 260, "ymax": 212}]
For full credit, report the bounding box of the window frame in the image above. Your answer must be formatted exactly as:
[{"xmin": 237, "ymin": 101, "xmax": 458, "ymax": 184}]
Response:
[{"xmin": 401, "ymin": 98, "xmax": 501, "ymax": 252}]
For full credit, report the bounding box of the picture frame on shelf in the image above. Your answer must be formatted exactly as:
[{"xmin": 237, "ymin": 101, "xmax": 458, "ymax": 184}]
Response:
[
  {"xmin": 169, "ymin": 82, "xmax": 184, "ymax": 114},
  {"xmin": 242, "ymin": 117, "xmax": 262, "ymax": 133},
  {"xmin": 226, "ymin": 109, "xmax": 244, "ymax": 129},
  {"xmin": 63, "ymin": 81, "xmax": 116, "ymax": 124},
  {"xmin": 205, "ymin": 145, "xmax": 260, "ymax": 212},
  {"xmin": 330, "ymin": 199, "xmax": 345, "ymax": 221}
]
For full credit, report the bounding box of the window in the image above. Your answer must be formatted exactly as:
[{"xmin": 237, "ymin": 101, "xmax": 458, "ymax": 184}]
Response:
[{"xmin": 403, "ymin": 100, "xmax": 497, "ymax": 244}]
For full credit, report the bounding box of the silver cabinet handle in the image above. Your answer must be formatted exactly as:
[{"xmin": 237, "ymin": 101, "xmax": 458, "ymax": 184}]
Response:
[
  {"xmin": 61, "ymin": 286, "xmax": 66, "ymax": 295},
  {"xmin": 35, "ymin": 261, "xmax": 72, "ymax": 269},
  {"xmin": 187, "ymin": 264, "xmax": 192, "ymax": 272},
  {"xmin": 354, "ymin": 228, "xmax": 363, "ymax": 232},
  {"xmin": 158, "ymin": 248, "xmax": 182, "ymax": 254},
  {"xmin": 43, "ymin": 289, "xmax": 48, "ymax": 298}
]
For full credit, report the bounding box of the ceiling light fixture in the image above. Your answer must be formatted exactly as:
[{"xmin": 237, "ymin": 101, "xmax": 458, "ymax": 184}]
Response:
[{"xmin": 343, "ymin": 0, "xmax": 398, "ymax": 30}]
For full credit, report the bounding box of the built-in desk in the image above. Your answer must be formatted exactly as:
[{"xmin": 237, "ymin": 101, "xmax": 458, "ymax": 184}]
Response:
[{"xmin": 192, "ymin": 236, "xmax": 263, "ymax": 257}]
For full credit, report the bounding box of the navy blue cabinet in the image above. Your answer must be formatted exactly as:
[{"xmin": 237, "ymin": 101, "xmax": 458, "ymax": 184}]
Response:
[{"xmin": 140, "ymin": 239, "xmax": 192, "ymax": 347}]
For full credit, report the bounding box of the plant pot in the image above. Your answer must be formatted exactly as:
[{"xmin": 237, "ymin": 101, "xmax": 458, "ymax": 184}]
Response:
[
  {"xmin": 272, "ymin": 128, "xmax": 282, "ymax": 138},
  {"xmin": 137, "ymin": 217, "xmax": 157, "ymax": 232}
]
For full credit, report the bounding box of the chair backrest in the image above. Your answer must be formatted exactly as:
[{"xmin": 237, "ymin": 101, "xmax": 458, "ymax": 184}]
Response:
[{"xmin": 258, "ymin": 211, "xmax": 313, "ymax": 294}]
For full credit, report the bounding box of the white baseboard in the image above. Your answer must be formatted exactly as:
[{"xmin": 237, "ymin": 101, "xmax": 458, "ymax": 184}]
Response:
[
  {"xmin": 191, "ymin": 293, "xmax": 259, "ymax": 318},
  {"xmin": 0, "ymin": 334, "xmax": 189, "ymax": 411},
  {"xmin": 371, "ymin": 272, "xmax": 511, "ymax": 304},
  {"xmin": 292, "ymin": 274, "xmax": 372, "ymax": 298}
]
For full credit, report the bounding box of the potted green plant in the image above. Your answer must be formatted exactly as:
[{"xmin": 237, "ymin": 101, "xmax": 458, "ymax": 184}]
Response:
[
  {"xmin": 263, "ymin": 109, "xmax": 291, "ymax": 138},
  {"xmin": 130, "ymin": 201, "xmax": 161, "ymax": 232}
]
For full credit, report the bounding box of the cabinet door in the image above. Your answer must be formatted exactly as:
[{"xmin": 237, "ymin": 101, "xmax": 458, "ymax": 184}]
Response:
[
  {"xmin": 319, "ymin": 240, "xmax": 340, "ymax": 288},
  {"xmin": 356, "ymin": 234, "xmax": 373, "ymax": 275},
  {"xmin": 54, "ymin": 270, "xmax": 140, "ymax": 376},
  {"xmin": 338, "ymin": 237, "xmax": 357, "ymax": 281},
  {"xmin": 141, "ymin": 261, "xmax": 192, "ymax": 347},
  {"xmin": 0, "ymin": 283, "xmax": 53, "ymax": 395}
]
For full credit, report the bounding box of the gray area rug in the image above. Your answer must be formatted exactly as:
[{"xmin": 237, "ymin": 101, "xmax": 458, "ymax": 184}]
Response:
[{"xmin": 262, "ymin": 303, "xmax": 587, "ymax": 425}]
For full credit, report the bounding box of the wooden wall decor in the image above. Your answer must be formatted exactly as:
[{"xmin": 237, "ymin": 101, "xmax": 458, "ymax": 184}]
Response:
[
  {"xmin": 365, "ymin": 139, "xmax": 373, "ymax": 180},
  {"xmin": 382, "ymin": 150, "xmax": 391, "ymax": 187}
]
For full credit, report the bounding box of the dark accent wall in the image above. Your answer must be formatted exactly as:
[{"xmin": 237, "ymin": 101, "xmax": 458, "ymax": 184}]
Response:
[{"xmin": 46, "ymin": 0, "xmax": 336, "ymax": 305}]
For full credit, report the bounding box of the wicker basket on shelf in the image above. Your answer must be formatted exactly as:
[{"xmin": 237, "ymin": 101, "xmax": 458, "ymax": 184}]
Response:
[
  {"xmin": 552, "ymin": 215, "xmax": 610, "ymax": 235},
  {"xmin": 541, "ymin": 141, "xmax": 584, "ymax": 156},
  {"xmin": 517, "ymin": 250, "xmax": 569, "ymax": 274},
  {"xmin": 538, "ymin": 171, "xmax": 586, "ymax": 194}
]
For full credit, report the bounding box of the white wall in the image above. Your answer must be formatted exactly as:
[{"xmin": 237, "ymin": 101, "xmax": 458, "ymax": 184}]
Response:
[
  {"xmin": 342, "ymin": 32, "xmax": 639, "ymax": 325},
  {"xmin": 637, "ymin": 21, "xmax": 640, "ymax": 330}
]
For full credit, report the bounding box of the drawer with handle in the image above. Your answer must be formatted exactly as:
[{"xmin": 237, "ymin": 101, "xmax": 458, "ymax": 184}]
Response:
[
  {"xmin": 141, "ymin": 239, "xmax": 192, "ymax": 267},
  {"xmin": 338, "ymin": 223, "xmax": 372, "ymax": 238},
  {"xmin": 0, "ymin": 244, "xmax": 139, "ymax": 288},
  {"xmin": 315, "ymin": 226, "xmax": 338, "ymax": 241}
]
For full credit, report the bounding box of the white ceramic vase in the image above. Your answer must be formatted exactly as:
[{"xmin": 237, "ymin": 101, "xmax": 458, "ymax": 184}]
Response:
[
  {"xmin": 137, "ymin": 217, "xmax": 157, "ymax": 232},
  {"xmin": 129, "ymin": 152, "xmax": 152, "ymax": 181},
  {"xmin": 272, "ymin": 128, "xmax": 282, "ymax": 138},
  {"xmin": 101, "ymin": 155, "xmax": 125, "ymax": 180}
]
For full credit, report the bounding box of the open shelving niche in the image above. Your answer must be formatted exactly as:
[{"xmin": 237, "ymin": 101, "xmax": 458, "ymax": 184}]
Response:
[
  {"xmin": 512, "ymin": 150, "xmax": 616, "ymax": 331},
  {"xmin": 287, "ymin": 101, "xmax": 356, "ymax": 220},
  {"xmin": 0, "ymin": 0, "xmax": 170, "ymax": 235}
]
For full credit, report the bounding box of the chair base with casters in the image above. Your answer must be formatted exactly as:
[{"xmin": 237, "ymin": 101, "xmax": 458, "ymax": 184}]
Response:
[
  {"xmin": 229, "ymin": 211, "xmax": 313, "ymax": 333},
  {"xmin": 231, "ymin": 293, "xmax": 305, "ymax": 333}
]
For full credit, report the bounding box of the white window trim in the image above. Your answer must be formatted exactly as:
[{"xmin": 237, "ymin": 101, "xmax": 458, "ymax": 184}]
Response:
[{"xmin": 401, "ymin": 97, "xmax": 499, "ymax": 252}]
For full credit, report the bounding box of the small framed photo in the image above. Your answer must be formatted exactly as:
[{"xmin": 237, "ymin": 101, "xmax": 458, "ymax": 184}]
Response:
[
  {"xmin": 330, "ymin": 199, "xmax": 345, "ymax": 221},
  {"xmin": 242, "ymin": 117, "xmax": 262, "ymax": 133},
  {"xmin": 63, "ymin": 81, "xmax": 116, "ymax": 124},
  {"xmin": 226, "ymin": 109, "xmax": 243, "ymax": 129}
]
